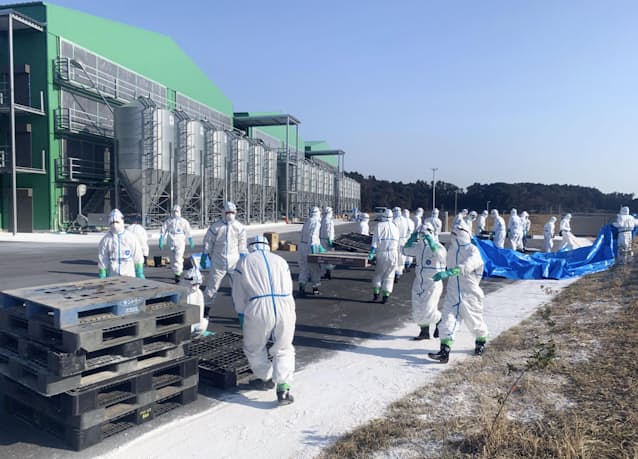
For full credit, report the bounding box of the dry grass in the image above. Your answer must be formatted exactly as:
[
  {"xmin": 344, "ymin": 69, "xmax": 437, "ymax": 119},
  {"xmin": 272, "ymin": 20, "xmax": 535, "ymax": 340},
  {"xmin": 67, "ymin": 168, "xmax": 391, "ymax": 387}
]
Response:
[{"xmin": 320, "ymin": 242, "xmax": 638, "ymax": 459}]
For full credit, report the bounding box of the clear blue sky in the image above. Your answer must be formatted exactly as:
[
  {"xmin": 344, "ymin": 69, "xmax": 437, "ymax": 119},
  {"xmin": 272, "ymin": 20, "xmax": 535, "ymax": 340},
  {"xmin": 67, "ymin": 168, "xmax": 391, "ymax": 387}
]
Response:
[{"xmin": 36, "ymin": 1, "xmax": 638, "ymax": 195}]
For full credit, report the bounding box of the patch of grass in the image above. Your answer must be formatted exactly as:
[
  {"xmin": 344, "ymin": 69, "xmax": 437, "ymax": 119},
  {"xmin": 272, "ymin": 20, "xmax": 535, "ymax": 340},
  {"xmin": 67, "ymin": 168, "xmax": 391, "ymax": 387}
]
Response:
[{"xmin": 320, "ymin": 241, "xmax": 638, "ymax": 459}]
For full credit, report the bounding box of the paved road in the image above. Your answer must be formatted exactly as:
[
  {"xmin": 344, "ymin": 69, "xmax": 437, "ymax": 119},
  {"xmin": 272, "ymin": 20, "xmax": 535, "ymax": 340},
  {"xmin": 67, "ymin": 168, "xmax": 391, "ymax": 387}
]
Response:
[{"xmin": 0, "ymin": 223, "xmax": 511, "ymax": 458}]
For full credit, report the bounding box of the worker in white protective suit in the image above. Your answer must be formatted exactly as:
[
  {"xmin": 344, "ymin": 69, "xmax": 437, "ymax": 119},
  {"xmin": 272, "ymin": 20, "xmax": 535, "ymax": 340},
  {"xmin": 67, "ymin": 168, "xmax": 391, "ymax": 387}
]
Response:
[
  {"xmin": 402, "ymin": 209, "xmax": 416, "ymax": 272},
  {"xmin": 428, "ymin": 220, "xmax": 487, "ymax": 364},
  {"xmin": 358, "ymin": 213, "xmax": 370, "ymax": 236},
  {"xmin": 491, "ymin": 209, "xmax": 506, "ymax": 248},
  {"xmin": 412, "ymin": 207, "xmax": 424, "ymax": 229},
  {"xmin": 98, "ymin": 209, "xmax": 145, "ymax": 279},
  {"xmin": 425, "ymin": 208, "xmax": 443, "ymax": 241},
  {"xmin": 160, "ymin": 205, "xmax": 194, "ymax": 283},
  {"xmin": 127, "ymin": 215, "xmax": 149, "ymax": 266},
  {"xmin": 232, "ymin": 235, "xmax": 296, "ymax": 405},
  {"xmin": 320, "ymin": 206, "xmax": 336, "ymax": 280},
  {"xmin": 200, "ymin": 201, "xmax": 247, "ymax": 306},
  {"xmin": 180, "ymin": 256, "xmax": 212, "ymax": 337},
  {"xmin": 298, "ymin": 206, "xmax": 323, "ymax": 296},
  {"xmin": 519, "ymin": 211, "xmax": 531, "ymax": 251},
  {"xmin": 559, "ymin": 213, "xmax": 578, "ymax": 251},
  {"xmin": 475, "ymin": 210, "xmax": 488, "ymax": 237},
  {"xmin": 464, "ymin": 210, "xmax": 478, "ymax": 235},
  {"xmin": 613, "ymin": 206, "xmax": 635, "ymax": 260},
  {"xmin": 543, "ymin": 216, "xmax": 557, "ymax": 253},
  {"xmin": 368, "ymin": 209, "xmax": 399, "ymax": 303},
  {"xmin": 507, "ymin": 208, "xmax": 524, "ymax": 251},
  {"xmin": 392, "ymin": 207, "xmax": 410, "ymax": 281},
  {"xmin": 402, "ymin": 222, "xmax": 446, "ymax": 340},
  {"xmin": 453, "ymin": 209, "xmax": 469, "ymax": 229}
]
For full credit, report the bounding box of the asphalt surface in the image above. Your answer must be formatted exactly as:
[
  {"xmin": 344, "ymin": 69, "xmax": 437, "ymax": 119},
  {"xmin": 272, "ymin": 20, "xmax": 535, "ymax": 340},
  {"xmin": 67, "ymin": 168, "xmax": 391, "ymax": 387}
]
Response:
[{"xmin": 0, "ymin": 223, "xmax": 511, "ymax": 458}]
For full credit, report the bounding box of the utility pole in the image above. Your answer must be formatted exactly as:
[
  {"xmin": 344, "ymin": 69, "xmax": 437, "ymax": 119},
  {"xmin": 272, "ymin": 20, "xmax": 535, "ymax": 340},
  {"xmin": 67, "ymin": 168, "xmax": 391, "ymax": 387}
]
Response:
[{"xmin": 431, "ymin": 167, "xmax": 438, "ymax": 211}]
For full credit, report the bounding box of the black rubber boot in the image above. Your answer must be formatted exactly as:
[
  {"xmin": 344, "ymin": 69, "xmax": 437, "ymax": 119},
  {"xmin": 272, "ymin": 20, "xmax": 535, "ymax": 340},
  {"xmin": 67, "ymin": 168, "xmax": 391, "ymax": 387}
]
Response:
[
  {"xmin": 250, "ymin": 378, "xmax": 275, "ymax": 390},
  {"xmin": 298, "ymin": 283, "xmax": 305, "ymax": 297},
  {"xmin": 277, "ymin": 389, "xmax": 294, "ymax": 405},
  {"xmin": 394, "ymin": 274, "xmax": 399, "ymax": 284},
  {"xmin": 404, "ymin": 265, "xmax": 410, "ymax": 273},
  {"xmin": 428, "ymin": 344, "xmax": 451, "ymax": 363},
  {"xmin": 382, "ymin": 294, "xmax": 389, "ymax": 304},
  {"xmin": 412, "ymin": 326, "xmax": 430, "ymax": 341},
  {"xmin": 433, "ymin": 320, "xmax": 441, "ymax": 338},
  {"xmin": 474, "ymin": 340, "xmax": 486, "ymax": 356},
  {"xmin": 174, "ymin": 274, "xmax": 181, "ymax": 284},
  {"xmin": 324, "ymin": 270, "xmax": 332, "ymax": 280},
  {"xmin": 373, "ymin": 292, "xmax": 379, "ymax": 301},
  {"xmin": 312, "ymin": 287, "xmax": 320, "ymax": 296}
]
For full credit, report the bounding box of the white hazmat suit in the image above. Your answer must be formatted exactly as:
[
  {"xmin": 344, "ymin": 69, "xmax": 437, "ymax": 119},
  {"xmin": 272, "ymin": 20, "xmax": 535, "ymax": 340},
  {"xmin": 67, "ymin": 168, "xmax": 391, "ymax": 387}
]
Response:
[
  {"xmin": 543, "ymin": 216, "xmax": 557, "ymax": 253},
  {"xmin": 201, "ymin": 201, "xmax": 248, "ymax": 304},
  {"xmin": 127, "ymin": 220, "xmax": 149, "ymax": 259},
  {"xmin": 232, "ymin": 235, "xmax": 296, "ymax": 404},
  {"xmin": 180, "ymin": 256, "xmax": 209, "ymax": 335},
  {"xmin": 507, "ymin": 208, "xmax": 523, "ymax": 250},
  {"xmin": 298, "ymin": 207, "xmax": 323, "ymax": 295},
  {"xmin": 160, "ymin": 205, "xmax": 194, "ymax": 281},
  {"xmin": 491, "ymin": 209, "xmax": 506, "ymax": 248},
  {"xmin": 358, "ymin": 213, "xmax": 370, "ymax": 236},
  {"xmin": 428, "ymin": 221, "xmax": 487, "ymax": 363},
  {"xmin": 425, "ymin": 208, "xmax": 443, "ymax": 241},
  {"xmin": 402, "ymin": 222, "xmax": 446, "ymax": 340},
  {"xmin": 559, "ymin": 213, "xmax": 578, "ymax": 251},
  {"xmin": 412, "ymin": 208, "xmax": 424, "ymax": 229},
  {"xmin": 320, "ymin": 207, "xmax": 336, "ymax": 278},
  {"xmin": 369, "ymin": 209, "xmax": 399, "ymax": 302},
  {"xmin": 476, "ymin": 210, "xmax": 488, "ymax": 236},
  {"xmin": 392, "ymin": 207, "xmax": 410, "ymax": 278},
  {"xmin": 613, "ymin": 206, "xmax": 635, "ymax": 258},
  {"xmin": 402, "ymin": 208, "xmax": 416, "ymax": 270},
  {"xmin": 98, "ymin": 209, "xmax": 144, "ymax": 279}
]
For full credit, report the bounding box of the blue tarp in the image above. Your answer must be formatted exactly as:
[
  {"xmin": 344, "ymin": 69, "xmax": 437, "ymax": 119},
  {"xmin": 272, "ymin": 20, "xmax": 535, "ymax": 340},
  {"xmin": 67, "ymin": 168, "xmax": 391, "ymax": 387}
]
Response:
[{"xmin": 474, "ymin": 224, "xmax": 621, "ymax": 280}]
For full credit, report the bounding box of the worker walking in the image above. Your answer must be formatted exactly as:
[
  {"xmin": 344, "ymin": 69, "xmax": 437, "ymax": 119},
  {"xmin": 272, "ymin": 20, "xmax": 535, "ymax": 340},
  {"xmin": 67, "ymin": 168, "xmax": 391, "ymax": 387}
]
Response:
[
  {"xmin": 425, "ymin": 208, "xmax": 443, "ymax": 241},
  {"xmin": 559, "ymin": 213, "xmax": 578, "ymax": 251},
  {"xmin": 358, "ymin": 212, "xmax": 370, "ymax": 236},
  {"xmin": 428, "ymin": 221, "xmax": 487, "ymax": 364},
  {"xmin": 403, "ymin": 222, "xmax": 446, "ymax": 340},
  {"xmin": 491, "ymin": 209, "xmax": 506, "ymax": 248},
  {"xmin": 298, "ymin": 206, "xmax": 323, "ymax": 296},
  {"xmin": 127, "ymin": 215, "xmax": 149, "ymax": 266},
  {"xmin": 403, "ymin": 208, "xmax": 415, "ymax": 272},
  {"xmin": 543, "ymin": 216, "xmax": 557, "ymax": 253},
  {"xmin": 613, "ymin": 206, "xmax": 635, "ymax": 261},
  {"xmin": 200, "ymin": 201, "xmax": 247, "ymax": 307},
  {"xmin": 160, "ymin": 205, "xmax": 194, "ymax": 283},
  {"xmin": 320, "ymin": 206, "xmax": 336, "ymax": 280},
  {"xmin": 392, "ymin": 207, "xmax": 410, "ymax": 281},
  {"xmin": 180, "ymin": 256, "xmax": 212, "ymax": 337},
  {"xmin": 98, "ymin": 209, "xmax": 145, "ymax": 279},
  {"xmin": 232, "ymin": 235, "xmax": 296, "ymax": 405},
  {"xmin": 368, "ymin": 209, "xmax": 399, "ymax": 303},
  {"xmin": 507, "ymin": 208, "xmax": 523, "ymax": 251},
  {"xmin": 475, "ymin": 210, "xmax": 488, "ymax": 237}
]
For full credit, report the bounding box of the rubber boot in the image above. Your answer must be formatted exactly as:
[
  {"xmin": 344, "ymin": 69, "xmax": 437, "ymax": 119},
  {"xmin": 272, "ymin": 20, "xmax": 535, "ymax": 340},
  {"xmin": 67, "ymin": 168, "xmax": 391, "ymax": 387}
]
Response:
[
  {"xmin": 433, "ymin": 320, "xmax": 441, "ymax": 338},
  {"xmin": 373, "ymin": 287, "xmax": 380, "ymax": 301},
  {"xmin": 382, "ymin": 292, "xmax": 390, "ymax": 304},
  {"xmin": 474, "ymin": 340, "xmax": 486, "ymax": 356},
  {"xmin": 324, "ymin": 270, "xmax": 332, "ymax": 280},
  {"xmin": 428, "ymin": 344, "xmax": 450, "ymax": 363},
  {"xmin": 299, "ymin": 283, "xmax": 306, "ymax": 297},
  {"xmin": 412, "ymin": 325, "xmax": 430, "ymax": 341},
  {"xmin": 404, "ymin": 264, "xmax": 410, "ymax": 273},
  {"xmin": 394, "ymin": 274, "xmax": 399, "ymax": 284},
  {"xmin": 277, "ymin": 383, "xmax": 294, "ymax": 405},
  {"xmin": 174, "ymin": 273, "xmax": 181, "ymax": 284},
  {"xmin": 312, "ymin": 286, "xmax": 320, "ymax": 296}
]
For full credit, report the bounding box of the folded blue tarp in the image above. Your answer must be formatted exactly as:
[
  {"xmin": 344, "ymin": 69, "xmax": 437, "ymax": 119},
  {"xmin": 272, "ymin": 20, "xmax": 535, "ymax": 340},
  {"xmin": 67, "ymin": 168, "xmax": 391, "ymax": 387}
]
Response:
[{"xmin": 474, "ymin": 224, "xmax": 620, "ymax": 280}]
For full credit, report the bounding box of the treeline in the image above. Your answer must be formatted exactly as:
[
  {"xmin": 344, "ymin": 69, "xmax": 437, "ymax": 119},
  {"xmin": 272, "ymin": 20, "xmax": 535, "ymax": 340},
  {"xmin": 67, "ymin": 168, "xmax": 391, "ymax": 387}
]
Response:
[{"xmin": 346, "ymin": 172, "xmax": 636, "ymax": 214}]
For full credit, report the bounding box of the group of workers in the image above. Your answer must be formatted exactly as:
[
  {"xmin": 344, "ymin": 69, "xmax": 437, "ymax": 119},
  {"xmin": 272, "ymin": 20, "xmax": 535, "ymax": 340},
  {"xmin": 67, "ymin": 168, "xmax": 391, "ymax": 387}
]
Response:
[{"xmin": 97, "ymin": 202, "xmax": 295, "ymax": 406}]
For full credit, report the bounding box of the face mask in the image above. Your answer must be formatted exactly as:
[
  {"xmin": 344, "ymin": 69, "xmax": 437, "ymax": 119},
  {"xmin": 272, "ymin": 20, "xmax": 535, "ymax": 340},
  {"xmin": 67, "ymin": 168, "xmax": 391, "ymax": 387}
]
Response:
[
  {"xmin": 225, "ymin": 213, "xmax": 236, "ymax": 222},
  {"xmin": 172, "ymin": 210, "xmax": 181, "ymax": 218},
  {"xmin": 110, "ymin": 221, "xmax": 124, "ymax": 234}
]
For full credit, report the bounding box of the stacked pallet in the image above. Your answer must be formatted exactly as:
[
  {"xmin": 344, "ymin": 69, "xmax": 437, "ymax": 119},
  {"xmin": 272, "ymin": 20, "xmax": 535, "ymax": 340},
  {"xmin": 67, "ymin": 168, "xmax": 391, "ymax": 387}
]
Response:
[
  {"xmin": 188, "ymin": 332, "xmax": 252, "ymax": 389},
  {"xmin": 332, "ymin": 232, "xmax": 373, "ymax": 253},
  {"xmin": 0, "ymin": 277, "xmax": 200, "ymax": 451}
]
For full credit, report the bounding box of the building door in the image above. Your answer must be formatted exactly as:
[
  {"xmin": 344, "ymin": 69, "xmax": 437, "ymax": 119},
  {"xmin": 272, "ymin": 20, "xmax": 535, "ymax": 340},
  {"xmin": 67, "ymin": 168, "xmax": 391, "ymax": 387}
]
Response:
[{"xmin": 16, "ymin": 188, "xmax": 33, "ymax": 233}]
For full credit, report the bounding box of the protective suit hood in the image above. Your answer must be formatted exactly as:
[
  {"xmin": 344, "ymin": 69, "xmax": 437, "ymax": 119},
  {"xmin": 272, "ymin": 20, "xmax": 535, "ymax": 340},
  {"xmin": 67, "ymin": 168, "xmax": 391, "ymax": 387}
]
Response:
[
  {"xmin": 620, "ymin": 206, "xmax": 630, "ymax": 216},
  {"xmin": 249, "ymin": 235, "xmax": 271, "ymax": 253},
  {"xmin": 432, "ymin": 208, "xmax": 439, "ymax": 217},
  {"xmin": 172, "ymin": 205, "xmax": 181, "ymax": 218},
  {"xmin": 451, "ymin": 222, "xmax": 472, "ymax": 245},
  {"xmin": 108, "ymin": 209, "xmax": 124, "ymax": 234}
]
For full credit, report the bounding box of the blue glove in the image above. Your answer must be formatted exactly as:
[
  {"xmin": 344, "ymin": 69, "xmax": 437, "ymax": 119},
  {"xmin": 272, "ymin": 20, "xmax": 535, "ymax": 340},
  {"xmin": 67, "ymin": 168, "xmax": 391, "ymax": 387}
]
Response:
[
  {"xmin": 368, "ymin": 247, "xmax": 377, "ymax": 261},
  {"xmin": 134, "ymin": 263, "xmax": 145, "ymax": 279},
  {"xmin": 424, "ymin": 234, "xmax": 438, "ymax": 252},
  {"xmin": 200, "ymin": 253, "xmax": 209, "ymax": 269},
  {"xmin": 237, "ymin": 313, "xmax": 244, "ymax": 329},
  {"xmin": 318, "ymin": 245, "xmax": 327, "ymax": 254},
  {"xmin": 239, "ymin": 252, "xmax": 247, "ymax": 259},
  {"xmin": 189, "ymin": 237, "xmax": 195, "ymax": 250},
  {"xmin": 405, "ymin": 232, "xmax": 419, "ymax": 248},
  {"xmin": 98, "ymin": 268, "xmax": 107, "ymax": 279},
  {"xmin": 432, "ymin": 267, "xmax": 460, "ymax": 282},
  {"xmin": 159, "ymin": 236, "xmax": 164, "ymax": 250}
]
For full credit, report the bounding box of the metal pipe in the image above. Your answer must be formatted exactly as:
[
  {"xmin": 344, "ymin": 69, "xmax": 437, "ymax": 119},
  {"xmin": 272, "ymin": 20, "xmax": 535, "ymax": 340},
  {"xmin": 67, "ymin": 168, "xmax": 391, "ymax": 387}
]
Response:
[
  {"xmin": 431, "ymin": 167, "xmax": 438, "ymax": 211},
  {"xmin": 9, "ymin": 15, "xmax": 17, "ymax": 235},
  {"xmin": 285, "ymin": 117, "xmax": 289, "ymax": 221}
]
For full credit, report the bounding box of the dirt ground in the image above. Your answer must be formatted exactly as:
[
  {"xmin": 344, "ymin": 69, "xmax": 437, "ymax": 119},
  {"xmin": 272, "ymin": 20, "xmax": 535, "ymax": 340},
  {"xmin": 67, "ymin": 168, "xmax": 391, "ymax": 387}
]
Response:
[{"xmin": 320, "ymin": 241, "xmax": 637, "ymax": 459}]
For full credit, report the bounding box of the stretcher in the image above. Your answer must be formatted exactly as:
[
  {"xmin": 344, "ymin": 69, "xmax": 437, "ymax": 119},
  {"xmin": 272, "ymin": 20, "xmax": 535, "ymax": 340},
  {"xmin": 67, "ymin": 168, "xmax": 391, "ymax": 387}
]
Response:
[{"xmin": 307, "ymin": 251, "xmax": 370, "ymax": 268}]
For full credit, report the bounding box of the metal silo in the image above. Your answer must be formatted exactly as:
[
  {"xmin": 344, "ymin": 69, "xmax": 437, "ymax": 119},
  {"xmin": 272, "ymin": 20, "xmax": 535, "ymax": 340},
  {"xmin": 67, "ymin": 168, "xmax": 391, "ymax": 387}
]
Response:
[
  {"xmin": 228, "ymin": 132, "xmax": 249, "ymax": 222},
  {"xmin": 176, "ymin": 116, "xmax": 204, "ymax": 225},
  {"xmin": 202, "ymin": 123, "xmax": 227, "ymax": 225},
  {"xmin": 248, "ymin": 140, "xmax": 264, "ymax": 223},
  {"xmin": 263, "ymin": 147, "xmax": 277, "ymax": 221},
  {"xmin": 115, "ymin": 97, "xmax": 174, "ymax": 227}
]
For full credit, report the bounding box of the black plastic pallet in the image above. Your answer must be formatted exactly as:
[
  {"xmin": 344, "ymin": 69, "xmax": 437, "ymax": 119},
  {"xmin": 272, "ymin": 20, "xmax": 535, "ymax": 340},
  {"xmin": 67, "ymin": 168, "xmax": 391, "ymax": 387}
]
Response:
[
  {"xmin": 187, "ymin": 331, "xmax": 243, "ymax": 359},
  {"xmin": 3, "ymin": 381, "xmax": 198, "ymax": 451},
  {"xmin": 198, "ymin": 346, "xmax": 253, "ymax": 389},
  {"xmin": 0, "ymin": 326, "xmax": 190, "ymax": 377},
  {"xmin": 332, "ymin": 232, "xmax": 373, "ymax": 253},
  {"xmin": 0, "ymin": 342, "xmax": 189, "ymax": 396},
  {"xmin": 0, "ymin": 277, "xmax": 186, "ymax": 328},
  {"xmin": 0, "ymin": 301, "xmax": 198, "ymax": 353},
  {"xmin": 0, "ymin": 356, "xmax": 197, "ymax": 417}
]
